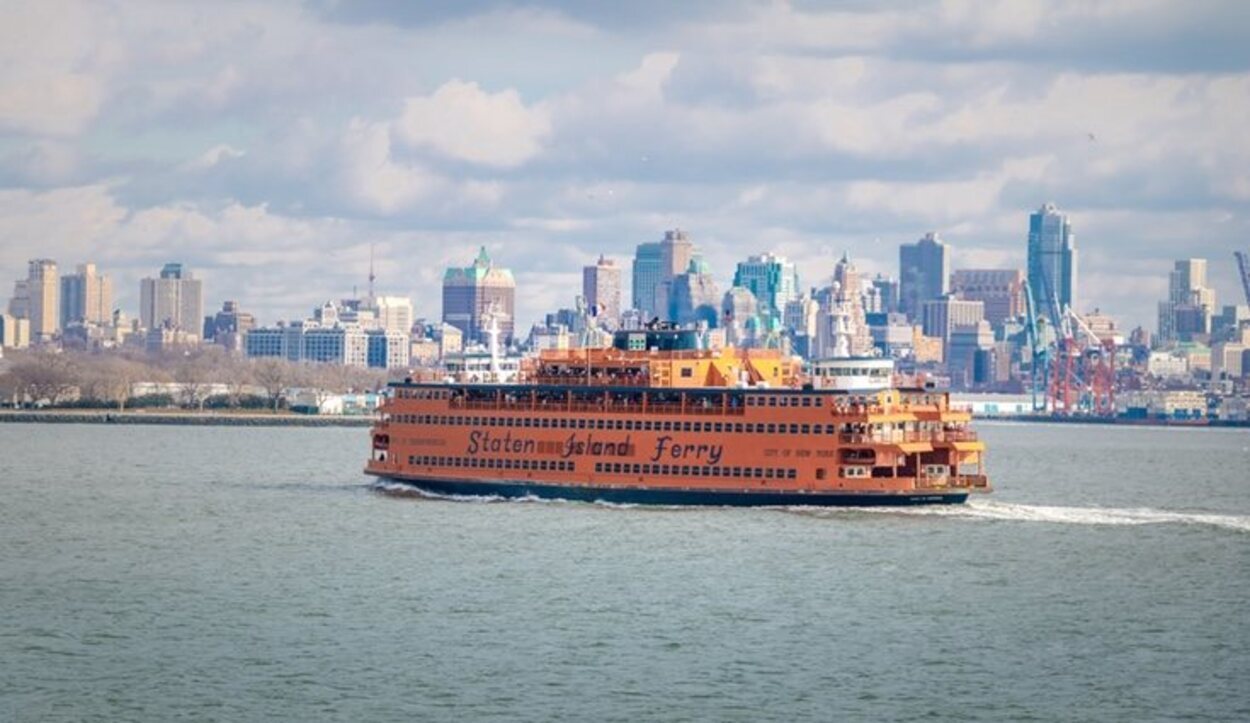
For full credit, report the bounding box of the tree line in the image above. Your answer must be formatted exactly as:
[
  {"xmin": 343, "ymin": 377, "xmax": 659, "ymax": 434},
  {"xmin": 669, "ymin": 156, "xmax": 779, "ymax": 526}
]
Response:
[{"xmin": 0, "ymin": 347, "xmax": 395, "ymax": 411}]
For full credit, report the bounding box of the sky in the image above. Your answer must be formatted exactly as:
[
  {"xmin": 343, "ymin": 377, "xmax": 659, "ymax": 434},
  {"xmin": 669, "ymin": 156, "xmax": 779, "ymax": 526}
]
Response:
[{"xmin": 1, "ymin": 0, "xmax": 1248, "ymax": 332}]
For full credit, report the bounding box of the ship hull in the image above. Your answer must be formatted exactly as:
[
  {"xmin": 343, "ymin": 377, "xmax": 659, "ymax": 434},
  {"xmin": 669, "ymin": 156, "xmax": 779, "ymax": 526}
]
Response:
[{"xmin": 370, "ymin": 473, "xmax": 970, "ymax": 507}]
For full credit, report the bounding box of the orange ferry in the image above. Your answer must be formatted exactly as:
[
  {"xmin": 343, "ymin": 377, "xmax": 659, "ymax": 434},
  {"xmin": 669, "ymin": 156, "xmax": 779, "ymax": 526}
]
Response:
[{"xmin": 365, "ymin": 329, "xmax": 990, "ymax": 506}]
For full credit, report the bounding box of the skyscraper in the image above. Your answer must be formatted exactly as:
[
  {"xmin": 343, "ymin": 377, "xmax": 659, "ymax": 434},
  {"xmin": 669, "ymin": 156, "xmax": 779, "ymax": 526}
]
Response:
[
  {"xmin": 1027, "ymin": 203, "xmax": 1078, "ymax": 322},
  {"xmin": 631, "ymin": 242, "xmax": 663, "ymax": 317},
  {"xmin": 60, "ymin": 262, "xmax": 113, "ymax": 328},
  {"xmin": 898, "ymin": 232, "xmax": 949, "ymax": 320},
  {"xmin": 582, "ymin": 255, "xmax": 622, "ymax": 325},
  {"xmin": 24, "ymin": 259, "xmax": 59, "ymax": 342},
  {"xmin": 1158, "ymin": 258, "xmax": 1216, "ymax": 344},
  {"xmin": 442, "ymin": 246, "xmax": 516, "ymax": 345},
  {"xmin": 654, "ymin": 229, "xmax": 694, "ymax": 321},
  {"xmin": 670, "ymin": 256, "xmax": 720, "ymax": 327},
  {"xmin": 733, "ymin": 253, "xmax": 799, "ymax": 324},
  {"xmin": 139, "ymin": 262, "xmax": 204, "ymax": 336}
]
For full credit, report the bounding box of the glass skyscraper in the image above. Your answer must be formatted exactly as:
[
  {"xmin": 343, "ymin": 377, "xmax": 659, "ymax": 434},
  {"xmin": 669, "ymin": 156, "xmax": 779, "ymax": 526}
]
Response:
[{"xmin": 1026, "ymin": 202, "xmax": 1078, "ymax": 322}]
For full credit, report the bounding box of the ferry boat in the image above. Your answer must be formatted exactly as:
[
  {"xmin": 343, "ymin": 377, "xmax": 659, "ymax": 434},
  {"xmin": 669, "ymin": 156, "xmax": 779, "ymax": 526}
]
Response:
[{"xmin": 365, "ymin": 328, "xmax": 989, "ymax": 505}]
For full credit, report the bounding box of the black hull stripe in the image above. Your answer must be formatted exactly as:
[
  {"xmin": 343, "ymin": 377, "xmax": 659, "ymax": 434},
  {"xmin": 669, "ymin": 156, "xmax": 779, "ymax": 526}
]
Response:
[{"xmin": 369, "ymin": 474, "xmax": 969, "ymax": 507}]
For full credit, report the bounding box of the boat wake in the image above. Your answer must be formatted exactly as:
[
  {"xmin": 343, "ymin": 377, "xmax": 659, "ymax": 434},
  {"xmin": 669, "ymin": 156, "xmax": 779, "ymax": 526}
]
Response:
[{"xmin": 856, "ymin": 498, "xmax": 1250, "ymax": 533}]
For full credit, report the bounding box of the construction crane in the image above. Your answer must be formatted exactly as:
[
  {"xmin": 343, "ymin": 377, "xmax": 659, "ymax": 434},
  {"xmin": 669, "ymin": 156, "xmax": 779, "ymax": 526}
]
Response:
[
  {"xmin": 1019, "ymin": 277, "xmax": 1050, "ymax": 412},
  {"xmin": 1236, "ymin": 251, "xmax": 1250, "ymax": 306}
]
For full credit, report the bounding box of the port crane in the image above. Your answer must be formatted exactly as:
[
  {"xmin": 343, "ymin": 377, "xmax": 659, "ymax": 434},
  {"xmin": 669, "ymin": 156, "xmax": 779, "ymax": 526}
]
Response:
[
  {"xmin": 1021, "ymin": 274, "xmax": 1116, "ymax": 417},
  {"xmin": 1236, "ymin": 251, "xmax": 1250, "ymax": 306}
]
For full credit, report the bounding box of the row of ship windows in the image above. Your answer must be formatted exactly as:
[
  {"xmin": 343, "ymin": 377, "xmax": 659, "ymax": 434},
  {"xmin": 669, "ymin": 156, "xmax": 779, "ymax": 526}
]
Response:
[
  {"xmin": 394, "ymin": 388, "xmax": 894, "ymax": 409},
  {"xmin": 391, "ymin": 413, "xmax": 847, "ymax": 436},
  {"xmin": 593, "ymin": 462, "xmax": 799, "ymax": 480},
  {"xmin": 408, "ymin": 455, "xmax": 576, "ymax": 472}
]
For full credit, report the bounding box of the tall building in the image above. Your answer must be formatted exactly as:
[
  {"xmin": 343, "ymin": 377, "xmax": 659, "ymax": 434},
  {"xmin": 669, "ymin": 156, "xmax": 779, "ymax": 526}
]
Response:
[
  {"xmin": 670, "ymin": 256, "xmax": 720, "ymax": 327},
  {"xmin": 373, "ymin": 296, "xmax": 414, "ymax": 335},
  {"xmin": 23, "ymin": 259, "xmax": 59, "ymax": 342},
  {"xmin": 582, "ymin": 255, "xmax": 622, "ymax": 325},
  {"xmin": 0, "ymin": 313, "xmax": 31, "ymax": 349},
  {"xmin": 139, "ymin": 263, "xmax": 204, "ymax": 337},
  {"xmin": 1027, "ymin": 203, "xmax": 1078, "ymax": 322},
  {"xmin": 442, "ymin": 246, "xmax": 516, "ymax": 346},
  {"xmin": 832, "ymin": 253, "xmax": 873, "ymax": 356},
  {"xmin": 733, "ymin": 253, "xmax": 799, "ymax": 324},
  {"xmin": 899, "ymin": 232, "xmax": 949, "ymax": 320},
  {"xmin": 60, "ymin": 262, "xmax": 113, "ymax": 328},
  {"xmin": 7, "ymin": 279, "xmax": 29, "ymax": 319},
  {"xmin": 653, "ymin": 229, "xmax": 694, "ymax": 321},
  {"xmin": 1158, "ymin": 258, "xmax": 1216, "ymax": 344},
  {"xmin": 631, "ymin": 242, "xmax": 663, "ymax": 318},
  {"xmin": 951, "ymin": 269, "xmax": 1025, "ymax": 329},
  {"xmin": 921, "ymin": 296, "xmax": 986, "ymax": 362}
]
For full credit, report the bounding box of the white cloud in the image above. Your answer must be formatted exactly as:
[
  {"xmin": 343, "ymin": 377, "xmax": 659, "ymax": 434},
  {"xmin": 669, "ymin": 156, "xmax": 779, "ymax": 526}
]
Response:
[
  {"xmin": 394, "ymin": 80, "xmax": 551, "ymax": 167},
  {"xmin": 338, "ymin": 119, "xmax": 443, "ymax": 214}
]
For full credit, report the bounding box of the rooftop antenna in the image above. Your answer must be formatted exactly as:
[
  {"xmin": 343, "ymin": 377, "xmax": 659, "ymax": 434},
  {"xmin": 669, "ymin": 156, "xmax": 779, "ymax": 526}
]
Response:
[{"xmin": 367, "ymin": 243, "xmax": 376, "ymax": 301}]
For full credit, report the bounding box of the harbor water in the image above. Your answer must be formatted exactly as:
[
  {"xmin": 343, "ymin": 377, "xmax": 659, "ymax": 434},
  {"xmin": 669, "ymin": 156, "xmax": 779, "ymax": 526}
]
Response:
[{"xmin": 1, "ymin": 422, "xmax": 1247, "ymax": 721}]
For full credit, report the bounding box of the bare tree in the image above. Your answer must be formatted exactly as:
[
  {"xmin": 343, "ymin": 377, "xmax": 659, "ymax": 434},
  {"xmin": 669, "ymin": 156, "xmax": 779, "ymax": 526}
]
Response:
[
  {"xmin": 6, "ymin": 351, "xmax": 79, "ymax": 406},
  {"xmin": 252, "ymin": 357, "xmax": 294, "ymax": 411}
]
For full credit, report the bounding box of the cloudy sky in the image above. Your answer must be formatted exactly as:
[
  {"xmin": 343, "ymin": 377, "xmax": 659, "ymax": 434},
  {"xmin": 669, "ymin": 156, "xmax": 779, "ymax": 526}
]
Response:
[{"xmin": 1, "ymin": 0, "xmax": 1247, "ymax": 332}]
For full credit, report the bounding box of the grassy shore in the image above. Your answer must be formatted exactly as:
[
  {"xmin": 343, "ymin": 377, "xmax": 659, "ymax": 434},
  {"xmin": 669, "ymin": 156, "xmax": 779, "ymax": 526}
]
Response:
[{"xmin": 0, "ymin": 409, "xmax": 373, "ymax": 427}]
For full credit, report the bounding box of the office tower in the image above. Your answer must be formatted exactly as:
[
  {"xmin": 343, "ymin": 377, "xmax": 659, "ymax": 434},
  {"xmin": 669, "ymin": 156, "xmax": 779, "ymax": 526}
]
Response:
[
  {"xmin": 582, "ymin": 255, "xmax": 622, "ymax": 325},
  {"xmin": 1026, "ymin": 203, "xmax": 1078, "ymax": 322},
  {"xmin": 373, "ymin": 296, "xmax": 414, "ymax": 335},
  {"xmin": 0, "ymin": 313, "xmax": 31, "ymax": 349},
  {"xmin": 22, "ymin": 259, "xmax": 59, "ymax": 342},
  {"xmin": 670, "ymin": 256, "xmax": 720, "ymax": 327},
  {"xmin": 732, "ymin": 253, "xmax": 800, "ymax": 324},
  {"xmin": 651, "ymin": 229, "xmax": 694, "ymax": 321},
  {"xmin": 442, "ymin": 246, "xmax": 516, "ymax": 345},
  {"xmin": 139, "ymin": 263, "xmax": 204, "ymax": 337},
  {"xmin": 60, "ymin": 262, "xmax": 113, "ymax": 328},
  {"xmin": 631, "ymin": 242, "xmax": 663, "ymax": 318},
  {"xmin": 8, "ymin": 279, "xmax": 29, "ymax": 319},
  {"xmin": 1158, "ymin": 258, "xmax": 1216, "ymax": 344},
  {"xmin": 899, "ymin": 232, "xmax": 949, "ymax": 320},
  {"xmin": 951, "ymin": 269, "xmax": 1026, "ymax": 329}
]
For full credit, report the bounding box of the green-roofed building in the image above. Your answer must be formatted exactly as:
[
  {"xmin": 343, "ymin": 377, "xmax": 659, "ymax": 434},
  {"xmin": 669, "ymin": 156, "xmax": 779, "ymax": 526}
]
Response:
[{"xmin": 442, "ymin": 246, "xmax": 516, "ymax": 345}]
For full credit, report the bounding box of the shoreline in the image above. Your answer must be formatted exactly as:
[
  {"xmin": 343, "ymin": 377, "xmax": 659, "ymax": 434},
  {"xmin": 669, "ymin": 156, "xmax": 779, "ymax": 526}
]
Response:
[{"xmin": 0, "ymin": 410, "xmax": 372, "ymax": 427}]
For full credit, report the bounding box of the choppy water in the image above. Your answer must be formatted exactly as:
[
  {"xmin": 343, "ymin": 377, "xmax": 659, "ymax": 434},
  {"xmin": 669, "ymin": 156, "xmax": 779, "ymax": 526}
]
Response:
[{"xmin": 1, "ymin": 422, "xmax": 1247, "ymax": 721}]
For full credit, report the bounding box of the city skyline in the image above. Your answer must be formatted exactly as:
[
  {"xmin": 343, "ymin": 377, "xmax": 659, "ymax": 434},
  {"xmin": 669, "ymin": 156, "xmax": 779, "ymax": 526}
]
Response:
[{"xmin": 0, "ymin": 2, "xmax": 1247, "ymax": 331}]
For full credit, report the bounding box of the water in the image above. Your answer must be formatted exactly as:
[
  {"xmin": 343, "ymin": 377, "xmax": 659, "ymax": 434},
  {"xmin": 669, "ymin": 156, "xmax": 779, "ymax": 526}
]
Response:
[{"xmin": 1, "ymin": 422, "xmax": 1247, "ymax": 721}]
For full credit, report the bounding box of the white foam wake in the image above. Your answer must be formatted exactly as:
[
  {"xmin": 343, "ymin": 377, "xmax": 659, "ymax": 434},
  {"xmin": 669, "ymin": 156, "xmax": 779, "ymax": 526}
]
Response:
[{"xmin": 879, "ymin": 498, "xmax": 1250, "ymax": 533}]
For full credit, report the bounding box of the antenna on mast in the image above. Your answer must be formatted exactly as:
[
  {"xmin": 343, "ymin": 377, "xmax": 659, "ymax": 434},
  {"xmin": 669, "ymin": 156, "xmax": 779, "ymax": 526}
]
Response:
[{"xmin": 367, "ymin": 243, "xmax": 376, "ymax": 301}]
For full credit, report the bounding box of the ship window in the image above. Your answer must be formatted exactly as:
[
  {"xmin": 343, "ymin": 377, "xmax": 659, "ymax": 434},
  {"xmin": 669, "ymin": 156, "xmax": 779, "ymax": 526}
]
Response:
[
  {"xmin": 732, "ymin": 467, "xmax": 743, "ymax": 478},
  {"xmin": 682, "ymin": 422, "xmax": 692, "ymax": 432},
  {"xmin": 801, "ymin": 424, "xmax": 811, "ymax": 434},
  {"xmin": 680, "ymin": 466, "xmax": 690, "ymax": 475},
  {"xmin": 767, "ymin": 397, "xmax": 777, "ymax": 407},
  {"xmin": 763, "ymin": 424, "xmax": 773, "ymax": 433},
  {"xmin": 661, "ymin": 421, "xmax": 671, "ymax": 431},
  {"xmin": 754, "ymin": 468, "xmax": 764, "ymax": 477},
  {"xmin": 801, "ymin": 398, "xmax": 811, "ymax": 407},
  {"xmin": 576, "ymin": 419, "xmax": 586, "ymax": 429},
  {"xmin": 766, "ymin": 468, "xmax": 775, "ymax": 478},
  {"xmin": 661, "ymin": 465, "xmax": 671, "ymax": 475},
  {"xmin": 826, "ymin": 425, "xmax": 837, "ymax": 434},
  {"xmin": 789, "ymin": 424, "xmax": 799, "ymax": 434},
  {"xmin": 680, "ymin": 367, "xmax": 693, "ymax": 378}
]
